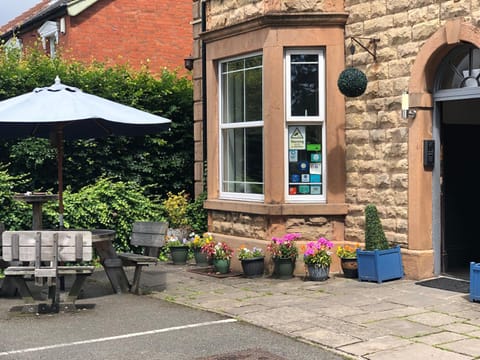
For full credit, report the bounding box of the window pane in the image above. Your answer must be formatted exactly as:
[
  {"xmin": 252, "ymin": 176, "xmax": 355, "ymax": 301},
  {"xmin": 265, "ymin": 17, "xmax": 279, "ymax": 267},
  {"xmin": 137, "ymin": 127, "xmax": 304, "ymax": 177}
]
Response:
[
  {"xmin": 291, "ymin": 61, "xmax": 319, "ymax": 116},
  {"xmin": 222, "ymin": 71, "xmax": 244, "ymax": 123},
  {"xmin": 437, "ymin": 44, "xmax": 480, "ymax": 90},
  {"xmin": 245, "ymin": 127, "xmax": 263, "ymax": 194},
  {"xmin": 222, "ymin": 127, "xmax": 263, "ymax": 194},
  {"xmin": 245, "ymin": 67, "xmax": 262, "ymax": 121},
  {"xmin": 287, "ymin": 125, "xmax": 323, "ymax": 196}
]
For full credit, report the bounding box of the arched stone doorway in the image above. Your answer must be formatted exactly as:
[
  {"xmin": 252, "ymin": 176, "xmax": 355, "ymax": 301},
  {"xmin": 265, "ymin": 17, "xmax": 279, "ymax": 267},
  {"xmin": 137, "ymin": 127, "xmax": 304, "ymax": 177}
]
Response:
[
  {"xmin": 408, "ymin": 20, "xmax": 480, "ymax": 279},
  {"xmin": 434, "ymin": 44, "xmax": 480, "ymax": 278}
]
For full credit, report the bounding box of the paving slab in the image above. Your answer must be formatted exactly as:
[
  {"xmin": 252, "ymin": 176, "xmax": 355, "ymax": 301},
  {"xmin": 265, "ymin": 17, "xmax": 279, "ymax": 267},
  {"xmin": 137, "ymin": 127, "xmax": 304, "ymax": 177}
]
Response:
[
  {"xmin": 366, "ymin": 318, "xmax": 441, "ymax": 338},
  {"xmin": 406, "ymin": 311, "xmax": 462, "ymax": 326},
  {"xmin": 337, "ymin": 335, "xmax": 413, "ymax": 357},
  {"xmin": 439, "ymin": 338, "xmax": 480, "ymax": 357},
  {"xmin": 365, "ymin": 342, "xmax": 472, "ymax": 360},
  {"xmin": 441, "ymin": 322, "xmax": 480, "ymax": 334},
  {"xmin": 413, "ymin": 331, "xmax": 469, "ymax": 345},
  {"xmin": 292, "ymin": 326, "xmax": 361, "ymax": 348}
]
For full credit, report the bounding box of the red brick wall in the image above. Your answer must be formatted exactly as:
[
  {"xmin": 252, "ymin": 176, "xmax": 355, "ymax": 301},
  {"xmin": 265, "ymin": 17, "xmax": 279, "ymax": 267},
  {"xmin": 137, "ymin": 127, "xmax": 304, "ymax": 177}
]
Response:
[
  {"xmin": 61, "ymin": 0, "xmax": 192, "ymax": 75},
  {"xmin": 10, "ymin": 0, "xmax": 191, "ymax": 76}
]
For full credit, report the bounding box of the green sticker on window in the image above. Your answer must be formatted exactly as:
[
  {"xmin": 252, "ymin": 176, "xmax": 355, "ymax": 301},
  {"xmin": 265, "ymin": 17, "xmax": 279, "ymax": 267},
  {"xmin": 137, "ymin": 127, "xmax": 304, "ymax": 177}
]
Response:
[
  {"xmin": 298, "ymin": 185, "xmax": 310, "ymax": 194},
  {"xmin": 307, "ymin": 144, "xmax": 321, "ymax": 151}
]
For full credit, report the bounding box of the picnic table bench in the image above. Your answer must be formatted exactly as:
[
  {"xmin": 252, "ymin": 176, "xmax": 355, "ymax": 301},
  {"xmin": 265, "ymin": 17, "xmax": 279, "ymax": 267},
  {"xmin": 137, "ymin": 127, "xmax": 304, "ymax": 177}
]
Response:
[
  {"xmin": 1, "ymin": 230, "xmax": 94, "ymax": 313},
  {"xmin": 118, "ymin": 221, "xmax": 167, "ymax": 294}
]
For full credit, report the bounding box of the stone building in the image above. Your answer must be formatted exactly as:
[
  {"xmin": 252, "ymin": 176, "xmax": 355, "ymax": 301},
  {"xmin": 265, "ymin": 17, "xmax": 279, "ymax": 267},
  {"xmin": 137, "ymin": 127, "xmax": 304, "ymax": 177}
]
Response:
[
  {"xmin": 0, "ymin": 0, "xmax": 192, "ymax": 75},
  {"xmin": 191, "ymin": 0, "xmax": 480, "ymax": 279}
]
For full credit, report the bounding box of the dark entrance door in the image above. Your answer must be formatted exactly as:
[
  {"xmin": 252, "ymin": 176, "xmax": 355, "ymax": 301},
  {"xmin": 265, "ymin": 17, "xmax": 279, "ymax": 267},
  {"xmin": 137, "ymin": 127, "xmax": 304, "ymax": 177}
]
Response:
[{"xmin": 441, "ymin": 99, "xmax": 480, "ymax": 278}]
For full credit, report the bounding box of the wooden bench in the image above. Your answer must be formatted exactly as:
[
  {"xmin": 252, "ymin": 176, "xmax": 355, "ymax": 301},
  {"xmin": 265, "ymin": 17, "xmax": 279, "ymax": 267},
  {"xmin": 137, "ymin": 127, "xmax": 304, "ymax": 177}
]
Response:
[
  {"xmin": 2, "ymin": 230, "xmax": 94, "ymax": 313},
  {"xmin": 117, "ymin": 221, "xmax": 167, "ymax": 294}
]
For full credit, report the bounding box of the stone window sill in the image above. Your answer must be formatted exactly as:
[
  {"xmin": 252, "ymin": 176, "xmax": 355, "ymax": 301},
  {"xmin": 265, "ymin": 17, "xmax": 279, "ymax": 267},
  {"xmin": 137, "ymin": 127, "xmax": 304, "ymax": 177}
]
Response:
[{"xmin": 204, "ymin": 199, "xmax": 348, "ymax": 216}]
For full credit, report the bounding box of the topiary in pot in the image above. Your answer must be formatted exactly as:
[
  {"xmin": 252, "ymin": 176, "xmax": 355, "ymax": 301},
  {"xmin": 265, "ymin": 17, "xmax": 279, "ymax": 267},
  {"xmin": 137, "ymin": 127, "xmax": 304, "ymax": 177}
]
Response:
[
  {"xmin": 357, "ymin": 204, "xmax": 404, "ymax": 283},
  {"xmin": 364, "ymin": 204, "xmax": 389, "ymax": 251}
]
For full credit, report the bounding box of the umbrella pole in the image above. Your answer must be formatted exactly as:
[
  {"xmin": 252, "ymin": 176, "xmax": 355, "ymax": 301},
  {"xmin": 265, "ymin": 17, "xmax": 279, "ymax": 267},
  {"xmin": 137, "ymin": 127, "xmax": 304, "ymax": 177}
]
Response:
[{"xmin": 57, "ymin": 127, "xmax": 64, "ymax": 229}]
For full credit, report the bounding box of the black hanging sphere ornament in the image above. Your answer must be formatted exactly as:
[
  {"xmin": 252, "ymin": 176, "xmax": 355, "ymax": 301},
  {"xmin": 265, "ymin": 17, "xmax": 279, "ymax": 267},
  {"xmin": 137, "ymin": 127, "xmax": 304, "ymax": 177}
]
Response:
[{"xmin": 337, "ymin": 67, "xmax": 368, "ymax": 97}]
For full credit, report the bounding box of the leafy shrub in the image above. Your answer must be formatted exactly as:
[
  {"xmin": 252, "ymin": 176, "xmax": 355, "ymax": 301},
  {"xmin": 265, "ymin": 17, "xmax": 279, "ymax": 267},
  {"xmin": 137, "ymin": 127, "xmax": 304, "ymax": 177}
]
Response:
[
  {"xmin": 187, "ymin": 191, "xmax": 207, "ymax": 234},
  {"xmin": 0, "ymin": 164, "xmax": 32, "ymax": 229},
  {"xmin": 43, "ymin": 177, "xmax": 164, "ymax": 251}
]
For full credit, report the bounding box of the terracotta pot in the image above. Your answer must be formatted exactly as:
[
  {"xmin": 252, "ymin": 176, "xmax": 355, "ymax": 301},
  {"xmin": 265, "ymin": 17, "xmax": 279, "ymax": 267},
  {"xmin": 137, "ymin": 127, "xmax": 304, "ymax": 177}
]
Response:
[{"xmin": 341, "ymin": 258, "xmax": 358, "ymax": 278}]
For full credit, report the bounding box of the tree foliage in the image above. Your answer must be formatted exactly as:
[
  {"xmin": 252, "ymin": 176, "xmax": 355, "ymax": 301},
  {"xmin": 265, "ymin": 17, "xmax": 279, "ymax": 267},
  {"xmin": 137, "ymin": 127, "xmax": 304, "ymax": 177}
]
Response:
[{"xmin": 0, "ymin": 46, "xmax": 194, "ymax": 197}]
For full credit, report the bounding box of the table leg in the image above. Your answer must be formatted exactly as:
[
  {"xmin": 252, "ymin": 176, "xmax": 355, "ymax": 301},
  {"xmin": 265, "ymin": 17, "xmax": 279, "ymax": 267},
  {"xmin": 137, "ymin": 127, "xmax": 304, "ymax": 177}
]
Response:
[
  {"xmin": 31, "ymin": 203, "xmax": 43, "ymax": 230},
  {"xmin": 93, "ymin": 241, "xmax": 130, "ymax": 294},
  {"xmin": 0, "ymin": 276, "xmax": 18, "ymax": 297},
  {"xmin": 7, "ymin": 276, "xmax": 34, "ymax": 303},
  {"xmin": 103, "ymin": 258, "xmax": 130, "ymax": 293}
]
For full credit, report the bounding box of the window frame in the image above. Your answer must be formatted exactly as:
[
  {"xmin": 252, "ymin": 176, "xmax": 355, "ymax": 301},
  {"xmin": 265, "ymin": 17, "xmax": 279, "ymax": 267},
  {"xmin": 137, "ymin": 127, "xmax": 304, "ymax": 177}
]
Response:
[
  {"xmin": 218, "ymin": 52, "xmax": 264, "ymax": 202},
  {"xmin": 285, "ymin": 48, "xmax": 325, "ymax": 123},
  {"xmin": 284, "ymin": 48, "xmax": 326, "ymax": 202}
]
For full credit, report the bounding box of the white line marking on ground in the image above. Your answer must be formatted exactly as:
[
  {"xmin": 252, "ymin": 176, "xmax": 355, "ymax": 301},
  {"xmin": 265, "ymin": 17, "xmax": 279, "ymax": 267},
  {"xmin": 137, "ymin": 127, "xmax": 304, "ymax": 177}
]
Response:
[{"xmin": 0, "ymin": 318, "xmax": 237, "ymax": 357}]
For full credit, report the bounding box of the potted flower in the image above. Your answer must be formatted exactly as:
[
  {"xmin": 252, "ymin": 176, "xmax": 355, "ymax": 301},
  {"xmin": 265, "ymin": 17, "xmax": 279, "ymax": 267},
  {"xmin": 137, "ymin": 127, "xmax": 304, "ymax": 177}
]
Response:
[
  {"xmin": 302, "ymin": 237, "xmax": 333, "ymax": 281},
  {"xmin": 163, "ymin": 191, "xmax": 192, "ymax": 241},
  {"xmin": 165, "ymin": 236, "xmax": 191, "ymax": 265},
  {"xmin": 267, "ymin": 233, "xmax": 300, "ymax": 279},
  {"xmin": 336, "ymin": 244, "xmax": 361, "ymax": 278},
  {"xmin": 356, "ymin": 204, "xmax": 404, "ymax": 283},
  {"xmin": 237, "ymin": 246, "xmax": 265, "ymax": 278},
  {"xmin": 201, "ymin": 241, "xmax": 233, "ymax": 274},
  {"xmin": 189, "ymin": 232, "xmax": 213, "ymax": 266}
]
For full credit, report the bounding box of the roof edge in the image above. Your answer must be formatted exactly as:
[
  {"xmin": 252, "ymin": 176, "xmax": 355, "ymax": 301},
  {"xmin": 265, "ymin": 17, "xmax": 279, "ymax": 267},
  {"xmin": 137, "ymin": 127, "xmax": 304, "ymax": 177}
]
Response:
[
  {"xmin": 67, "ymin": 0, "xmax": 100, "ymax": 17},
  {"xmin": 1, "ymin": 3, "xmax": 68, "ymax": 41}
]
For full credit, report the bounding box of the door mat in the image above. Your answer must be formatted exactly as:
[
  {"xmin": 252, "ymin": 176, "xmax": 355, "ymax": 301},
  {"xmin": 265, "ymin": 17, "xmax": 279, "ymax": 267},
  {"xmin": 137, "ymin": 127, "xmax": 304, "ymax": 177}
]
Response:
[
  {"xmin": 415, "ymin": 276, "xmax": 469, "ymax": 293},
  {"xmin": 187, "ymin": 266, "xmax": 243, "ymax": 278}
]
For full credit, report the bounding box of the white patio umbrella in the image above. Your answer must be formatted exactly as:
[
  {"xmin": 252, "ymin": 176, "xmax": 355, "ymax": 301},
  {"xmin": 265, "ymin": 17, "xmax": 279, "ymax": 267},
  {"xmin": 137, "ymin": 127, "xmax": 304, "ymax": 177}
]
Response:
[{"xmin": 0, "ymin": 76, "xmax": 171, "ymax": 227}]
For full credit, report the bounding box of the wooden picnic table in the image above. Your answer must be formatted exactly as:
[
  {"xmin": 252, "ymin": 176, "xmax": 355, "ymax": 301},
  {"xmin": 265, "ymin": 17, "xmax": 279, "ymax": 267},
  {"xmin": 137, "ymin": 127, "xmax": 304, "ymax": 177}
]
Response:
[{"xmin": 1, "ymin": 230, "xmax": 94, "ymax": 313}]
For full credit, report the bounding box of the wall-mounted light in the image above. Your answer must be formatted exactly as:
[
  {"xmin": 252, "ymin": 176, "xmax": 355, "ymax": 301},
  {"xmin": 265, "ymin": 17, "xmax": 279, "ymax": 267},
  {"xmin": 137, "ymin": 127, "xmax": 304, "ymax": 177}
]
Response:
[
  {"xmin": 184, "ymin": 55, "xmax": 194, "ymax": 71},
  {"xmin": 60, "ymin": 17, "xmax": 66, "ymax": 34},
  {"xmin": 401, "ymin": 90, "xmax": 416, "ymax": 119}
]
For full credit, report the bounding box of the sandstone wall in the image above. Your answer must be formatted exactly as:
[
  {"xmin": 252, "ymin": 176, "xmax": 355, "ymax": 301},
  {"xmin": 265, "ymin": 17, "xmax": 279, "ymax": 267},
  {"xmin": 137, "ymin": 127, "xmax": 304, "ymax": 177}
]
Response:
[
  {"xmin": 211, "ymin": 211, "xmax": 336, "ymax": 242},
  {"xmin": 343, "ymin": 0, "xmax": 479, "ymax": 246},
  {"xmin": 206, "ymin": 0, "xmax": 343, "ymax": 30},
  {"xmin": 198, "ymin": 0, "xmax": 480, "ymax": 250}
]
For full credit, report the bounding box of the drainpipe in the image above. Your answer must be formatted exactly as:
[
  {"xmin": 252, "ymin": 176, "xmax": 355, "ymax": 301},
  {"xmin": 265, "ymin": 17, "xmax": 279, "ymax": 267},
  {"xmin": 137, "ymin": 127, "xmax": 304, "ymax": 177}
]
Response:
[{"xmin": 201, "ymin": 0, "xmax": 207, "ymax": 189}]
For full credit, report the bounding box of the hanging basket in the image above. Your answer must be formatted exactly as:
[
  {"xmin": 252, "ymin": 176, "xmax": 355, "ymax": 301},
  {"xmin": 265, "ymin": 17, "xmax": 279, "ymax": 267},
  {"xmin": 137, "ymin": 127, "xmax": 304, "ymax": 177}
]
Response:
[{"xmin": 337, "ymin": 67, "xmax": 368, "ymax": 97}]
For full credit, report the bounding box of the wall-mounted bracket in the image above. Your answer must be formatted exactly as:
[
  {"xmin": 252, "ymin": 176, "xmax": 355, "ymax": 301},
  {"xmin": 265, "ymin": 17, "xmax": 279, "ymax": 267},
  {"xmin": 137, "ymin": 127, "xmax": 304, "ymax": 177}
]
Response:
[{"xmin": 349, "ymin": 37, "xmax": 380, "ymax": 63}]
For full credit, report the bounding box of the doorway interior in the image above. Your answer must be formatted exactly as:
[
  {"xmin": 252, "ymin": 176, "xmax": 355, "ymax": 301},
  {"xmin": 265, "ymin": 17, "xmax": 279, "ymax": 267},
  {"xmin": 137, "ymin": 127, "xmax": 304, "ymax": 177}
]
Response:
[{"xmin": 441, "ymin": 99, "xmax": 480, "ymax": 279}]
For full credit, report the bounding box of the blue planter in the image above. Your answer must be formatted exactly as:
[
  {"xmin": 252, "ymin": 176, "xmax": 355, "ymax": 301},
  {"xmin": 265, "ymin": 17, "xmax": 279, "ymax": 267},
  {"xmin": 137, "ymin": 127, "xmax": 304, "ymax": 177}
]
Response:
[
  {"xmin": 357, "ymin": 246, "xmax": 404, "ymax": 283},
  {"xmin": 470, "ymin": 262, "xmax": 480, "ymax": 302}
]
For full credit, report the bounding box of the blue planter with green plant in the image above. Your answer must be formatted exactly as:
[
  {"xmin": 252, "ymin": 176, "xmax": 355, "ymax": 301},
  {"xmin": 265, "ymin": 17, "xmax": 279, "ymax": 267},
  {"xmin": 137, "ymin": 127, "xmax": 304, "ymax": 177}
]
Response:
[
  {"xmin": 470, "ymin": 262, "xmax": 480, "ymax": 302},
  {"xmin": 357, "ymin": 204, "xmax": 404, "ymax": 283}
]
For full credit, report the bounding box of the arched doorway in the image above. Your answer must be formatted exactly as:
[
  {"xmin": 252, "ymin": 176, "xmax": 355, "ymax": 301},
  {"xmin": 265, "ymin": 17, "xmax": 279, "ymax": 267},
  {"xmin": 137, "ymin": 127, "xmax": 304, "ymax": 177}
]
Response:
[{"xmin": 434, "ymin": 43, "xmax": 480, "ymax": 279}]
